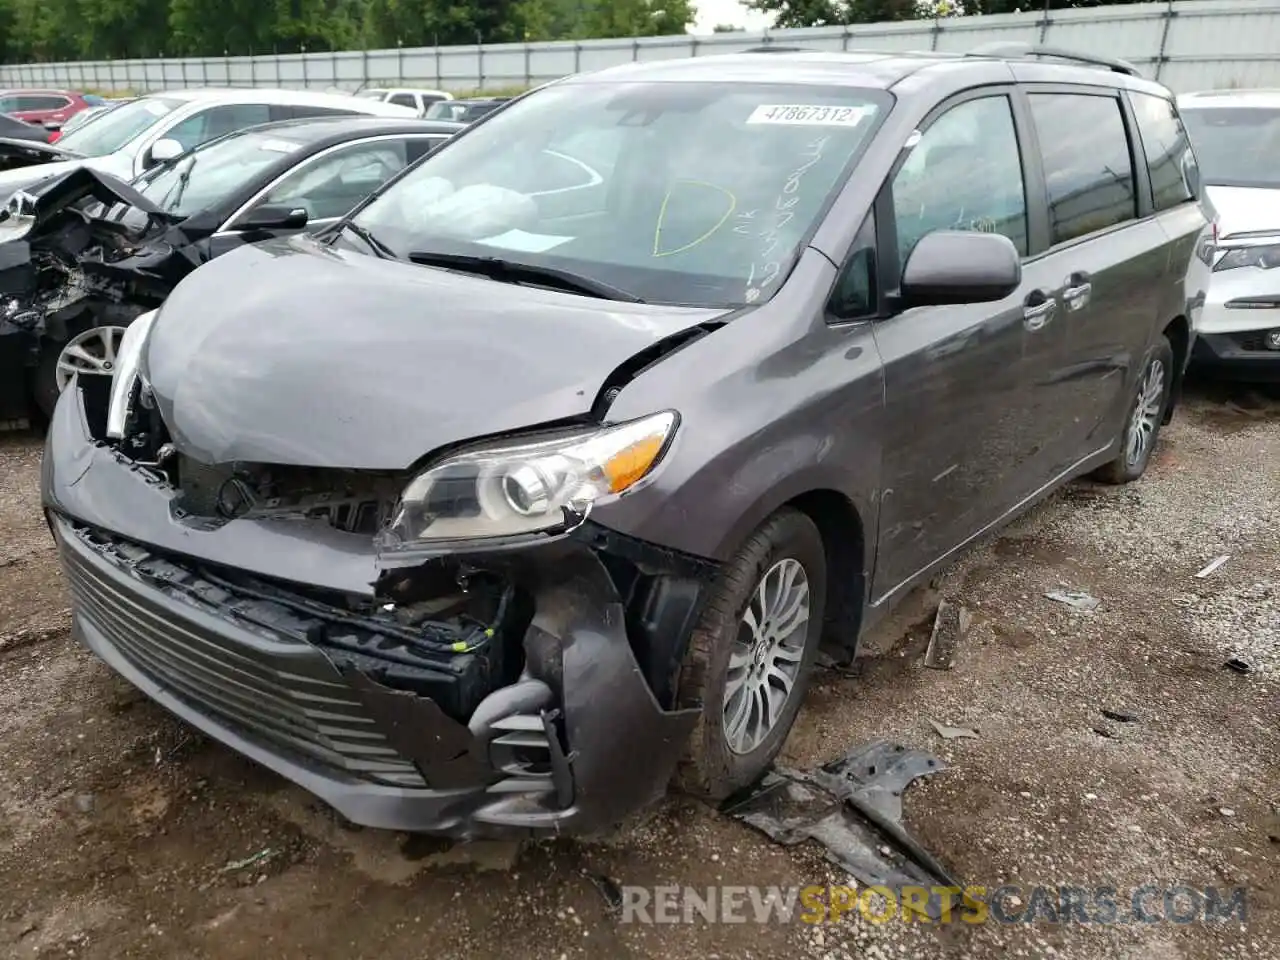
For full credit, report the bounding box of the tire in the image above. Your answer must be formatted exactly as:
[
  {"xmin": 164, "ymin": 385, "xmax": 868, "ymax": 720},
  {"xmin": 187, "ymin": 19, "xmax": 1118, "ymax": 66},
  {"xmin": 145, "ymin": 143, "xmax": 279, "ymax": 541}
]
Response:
[
  {"xmin": 674, "ymin": 508, "xmax": 828, "ymax": 800},
  {"xmin": 1094, "ymin": 334, "xmax": 1174, "ymax": 485}
]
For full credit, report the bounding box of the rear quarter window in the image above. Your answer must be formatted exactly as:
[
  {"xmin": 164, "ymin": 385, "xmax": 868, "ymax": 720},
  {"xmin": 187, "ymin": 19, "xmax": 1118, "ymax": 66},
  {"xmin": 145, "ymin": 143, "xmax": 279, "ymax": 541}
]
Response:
[
  {"xmin": 1130, "ymin": 92, "xmax": 1197, "ymax": 210},
  {"xmin": 1029, "ymin": 92, "xmax": 1138, "ymax": 245}
]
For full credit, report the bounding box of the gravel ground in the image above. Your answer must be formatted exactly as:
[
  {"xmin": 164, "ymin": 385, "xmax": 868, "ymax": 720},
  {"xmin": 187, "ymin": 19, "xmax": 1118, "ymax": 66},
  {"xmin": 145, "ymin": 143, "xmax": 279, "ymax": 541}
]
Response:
[{"xmin": 0, "ymin": 380, "xmax": 1277, "ymax": 960}]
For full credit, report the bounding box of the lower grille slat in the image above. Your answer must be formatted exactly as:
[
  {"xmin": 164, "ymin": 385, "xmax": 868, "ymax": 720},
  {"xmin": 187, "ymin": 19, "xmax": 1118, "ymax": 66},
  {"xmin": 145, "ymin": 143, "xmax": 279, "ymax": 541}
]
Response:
[{"xmin": 59, "ymin": 524, "xmax": 426, "ymax": 787}]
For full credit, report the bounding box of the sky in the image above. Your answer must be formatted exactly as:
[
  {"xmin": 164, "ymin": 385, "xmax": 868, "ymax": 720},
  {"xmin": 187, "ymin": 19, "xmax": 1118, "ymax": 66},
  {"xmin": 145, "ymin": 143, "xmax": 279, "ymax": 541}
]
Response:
[{"xmin": 690, "ymin": 0, "xmax": 774, "ymax": 34}]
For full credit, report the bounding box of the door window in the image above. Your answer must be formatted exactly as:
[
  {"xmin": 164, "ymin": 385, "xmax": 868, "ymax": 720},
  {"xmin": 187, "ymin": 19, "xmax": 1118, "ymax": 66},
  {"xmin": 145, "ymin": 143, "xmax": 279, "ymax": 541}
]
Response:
[
  {"xmin": 892, "ymin": 95, "xmax": 1028, "ymax": 274},
  {"xmin": 249, "ymin": 140, "xmax": 411, "ymax": 223},
  {"xmin": 1029, "ymin": 93, "xmax": 1137, "ymax": 245},
  {"xmin": 1129, "ymin": 92, "xmax": 1197, "ymax": 210},
  {"xmin": 163, "ymin": 103, "xmax": 272, "ymax": 152},
  {"xmin": 17, "ymin": 95, "xmax": 70, "ymax": 111}
]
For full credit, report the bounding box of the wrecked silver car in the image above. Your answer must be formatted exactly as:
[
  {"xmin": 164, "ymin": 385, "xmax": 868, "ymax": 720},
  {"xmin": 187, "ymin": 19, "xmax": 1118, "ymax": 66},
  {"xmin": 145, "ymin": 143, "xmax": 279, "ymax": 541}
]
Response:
[{"xmin": 0, "ymin": 117, "xmax": 461, "ymax": 423}]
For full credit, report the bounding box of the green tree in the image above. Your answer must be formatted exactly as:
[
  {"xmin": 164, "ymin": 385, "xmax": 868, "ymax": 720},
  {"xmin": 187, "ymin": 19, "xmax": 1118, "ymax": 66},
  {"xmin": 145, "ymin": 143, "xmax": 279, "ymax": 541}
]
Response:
[
  {"xmin": 581, "ymin": 0, "xmax": 696, "ymax": 38},
  {"xmin": 746, "ymin": 0, "xmax": 1148, "ymax": 28}
]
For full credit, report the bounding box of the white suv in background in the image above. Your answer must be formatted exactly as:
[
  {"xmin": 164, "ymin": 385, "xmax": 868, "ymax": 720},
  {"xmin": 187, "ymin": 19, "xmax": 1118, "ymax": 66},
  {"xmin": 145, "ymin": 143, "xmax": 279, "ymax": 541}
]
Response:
[
  {"xmin": 0, "ymin": 87, "xmax": 418, "ymax": 201},
  {"xmin": 1179, "ymin": 89, "xmax": 1280, "ymax": 380},
  {"xmin": 355, "ymin": 87, "xmax": 454, "ymax": 115}
]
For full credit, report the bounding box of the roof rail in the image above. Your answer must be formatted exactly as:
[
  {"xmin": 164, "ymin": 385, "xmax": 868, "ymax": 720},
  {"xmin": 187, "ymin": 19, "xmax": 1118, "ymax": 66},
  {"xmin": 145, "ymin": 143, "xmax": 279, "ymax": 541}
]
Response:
[
  {"xmin": 742, "ymin": 45, "xmax": 811, "ymax": 53},
  {"xmin": 966, "ymin": 41, "xmax": 1141, "ymax": 77}
]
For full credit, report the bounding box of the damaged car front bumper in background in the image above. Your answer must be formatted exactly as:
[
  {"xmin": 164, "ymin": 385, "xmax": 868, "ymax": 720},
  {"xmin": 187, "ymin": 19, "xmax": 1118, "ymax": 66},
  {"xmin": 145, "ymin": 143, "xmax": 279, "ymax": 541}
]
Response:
[{"xmin": 43, "ymin": 382, "xmax": 713, "ymax": 836}]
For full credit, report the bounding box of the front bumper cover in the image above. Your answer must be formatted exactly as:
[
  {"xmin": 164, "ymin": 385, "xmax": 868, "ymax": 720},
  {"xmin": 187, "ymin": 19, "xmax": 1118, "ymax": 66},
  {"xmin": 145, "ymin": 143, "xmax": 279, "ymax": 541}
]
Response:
[
  {"xmin": 44, "ymin": 385, "xmax": 707, "ymax": 837},
  {"xmin": 1191, "ymin": 329, "xmax": 1280, "ymax": 381}
]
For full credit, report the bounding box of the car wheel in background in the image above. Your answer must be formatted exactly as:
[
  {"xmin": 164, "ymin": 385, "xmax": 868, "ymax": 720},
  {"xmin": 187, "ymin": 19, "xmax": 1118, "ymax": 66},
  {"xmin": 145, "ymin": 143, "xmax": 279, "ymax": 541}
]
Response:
[
  {"xmin": 1094, "ymin": 334, "xmax": 1175, "ymax": 485},
  {"xmin": 674, "ymin": 507, "xmax": 828, "ymax": 800},
  {"xmin": 33, "ymin": 324, "xmax": 128, "ymax": 419}
]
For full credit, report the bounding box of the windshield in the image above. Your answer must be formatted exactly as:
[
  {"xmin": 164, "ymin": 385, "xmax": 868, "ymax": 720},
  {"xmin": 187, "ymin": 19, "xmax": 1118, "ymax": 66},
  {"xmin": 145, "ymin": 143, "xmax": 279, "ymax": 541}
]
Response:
[
  {"xmin": 353, "ymin": 81, "xmax": 888, "ymax": 306},
  {"xmin": 357, "ymin": 90, "xmax": 387, "ymax": 100},
  {"xmin": 133, "ymin": 129, "xmax": 305, "ymax": 217},
  {"xmin": 57, "ymin": 96, "xmax": 184, "ymax": 157},
  {"xmin": 1181, "ymin": 106, "xmax": 1280, "ymax": 189},
  {"xmin": 423, "ymin": 101, "xmax": 464, "ymax": 121}
]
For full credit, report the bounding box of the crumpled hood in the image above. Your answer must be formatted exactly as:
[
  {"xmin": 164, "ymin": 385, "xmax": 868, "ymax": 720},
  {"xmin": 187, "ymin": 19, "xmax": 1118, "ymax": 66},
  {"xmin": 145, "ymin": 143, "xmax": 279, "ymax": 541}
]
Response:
[{"xmin": 145, "ymin": 235, "xmax": 727, "ymax": 470}]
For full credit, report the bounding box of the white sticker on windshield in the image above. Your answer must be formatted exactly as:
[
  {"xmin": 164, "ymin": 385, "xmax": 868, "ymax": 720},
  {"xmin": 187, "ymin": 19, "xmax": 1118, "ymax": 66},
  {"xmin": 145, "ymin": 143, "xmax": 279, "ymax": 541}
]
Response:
[
  {"xmin": 475, "ymin": 229, "xmax": 573, "ymax": 253},
  {"xmin": 746, "ymin": 104, "xmax": 873, "ymax": 127},
  {"xmin": 260, "ymin": 139, "xmax": 301, "ymax": 153},
  {"xmin": 143, "ymin": 99, "xmax": 169, "ymax": 116}
]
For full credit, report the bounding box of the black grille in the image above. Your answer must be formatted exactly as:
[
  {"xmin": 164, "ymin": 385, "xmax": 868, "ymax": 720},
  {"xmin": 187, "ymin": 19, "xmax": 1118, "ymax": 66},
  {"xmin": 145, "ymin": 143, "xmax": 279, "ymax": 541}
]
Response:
[
  {"xmin": 1236, "ymin": 329, "xmax": 1280, "ymax": 352},
  {"xmin": 58, "ymin": 523, "xmax": 425, "ymax": 787}
]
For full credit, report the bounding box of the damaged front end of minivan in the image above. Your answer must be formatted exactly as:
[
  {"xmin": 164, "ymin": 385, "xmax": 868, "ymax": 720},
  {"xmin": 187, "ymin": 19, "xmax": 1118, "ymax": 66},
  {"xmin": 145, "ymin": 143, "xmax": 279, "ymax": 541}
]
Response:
[
  {"xmin": 0, "ymin": 167, "xmax": 199, "ymax": 421},
  {"xmin": 43, "ymin": 281, "xmax": 721, "ymax": 835}
]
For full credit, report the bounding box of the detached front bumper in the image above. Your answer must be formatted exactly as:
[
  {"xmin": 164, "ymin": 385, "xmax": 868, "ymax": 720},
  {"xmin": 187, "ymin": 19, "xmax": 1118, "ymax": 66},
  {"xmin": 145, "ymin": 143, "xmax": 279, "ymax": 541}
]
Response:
[{"xmin": 43, "ymin": 385, "xmax": 708, "ymax": 837}]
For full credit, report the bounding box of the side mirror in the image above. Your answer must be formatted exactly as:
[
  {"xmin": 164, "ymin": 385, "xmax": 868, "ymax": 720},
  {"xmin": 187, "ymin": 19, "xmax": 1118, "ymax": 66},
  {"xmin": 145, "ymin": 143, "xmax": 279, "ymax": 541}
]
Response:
[
  {"xmin": 42, "ymin": 119, "xmax": 61, "ymax": 131},
  {"xmin": 147, "ymin": 138, "xmax": 184, "ymax": 166},
  {"xmin": 232, "ymin": 204, "xmax": 309, "ymax": 232},
  {"xmin": 898, "ymin": 230, "xmax": 1021, "ymax": 309}
]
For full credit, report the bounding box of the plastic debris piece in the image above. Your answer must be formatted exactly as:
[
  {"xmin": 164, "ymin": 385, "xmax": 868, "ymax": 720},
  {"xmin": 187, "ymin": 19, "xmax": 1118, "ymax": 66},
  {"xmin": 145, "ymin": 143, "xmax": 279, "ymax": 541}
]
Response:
[
  {"xmin": 1194, "ymin": 555, "xmax": 1230, "ymax": 579},
  {"xmin": 1224, "ymin": 657, "xmax": 1253, "ymax": 675},
  {"xmin": 929, "ymin": 719, "xmax": 978, "ymax": 740},
  {"xmin": 1045, "ymin": 589, "xmax": 1101, "ymax": 612},
  {"xmin": 1100, "ymin": 708, "xmax": 1138, "ymax": 723}
]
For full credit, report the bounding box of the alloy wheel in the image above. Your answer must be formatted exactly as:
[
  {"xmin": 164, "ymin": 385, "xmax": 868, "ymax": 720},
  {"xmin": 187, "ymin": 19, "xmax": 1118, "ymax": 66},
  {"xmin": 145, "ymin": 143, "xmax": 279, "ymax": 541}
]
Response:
[
  {"xmin": 1125, "ymin": 357, "xmax": 1166, "ymax": 468},
  {"xmin": 722, "ymin": 557, "xmax": 811, "ymax": 756},
  {"xmin": 54, "ymin": 325, "xmax": 128, "ymax": 393}
]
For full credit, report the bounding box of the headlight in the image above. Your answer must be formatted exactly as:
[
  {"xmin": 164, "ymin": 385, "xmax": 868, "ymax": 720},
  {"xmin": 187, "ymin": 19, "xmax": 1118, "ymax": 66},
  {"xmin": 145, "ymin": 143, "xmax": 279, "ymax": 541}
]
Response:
[
  {"xmin": 380, "ymin": 410, "xmax": 678, "ymax": 548},
  {"xmin": 105, "ymin": 308, "xmax": 159, "ymax": 439},
  {"xmin": 1214, "ymin": 243, "xmax": 1280, "ymax": 272}
]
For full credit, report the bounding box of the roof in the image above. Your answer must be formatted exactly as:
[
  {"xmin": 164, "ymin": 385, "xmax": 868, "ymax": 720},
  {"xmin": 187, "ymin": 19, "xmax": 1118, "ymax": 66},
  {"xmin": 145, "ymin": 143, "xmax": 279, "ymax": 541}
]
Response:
[
  {"xmin": 144, "ymin": 87, "xmax": 418, "ymax": 117},
  {"xmin": 566, "ymin": 48, "xmax": 1169, "ymax": 96},
  {"xmin": 228, "ymin": 115, "xmax": 465, "ymax": 146},
  {"xmin": 1178, "ymin": 89, "xmax": 1280, "ymax": 109},
  {"xmin": 0, "ymin": 88, "xmax": 78, "ymax": 97}
]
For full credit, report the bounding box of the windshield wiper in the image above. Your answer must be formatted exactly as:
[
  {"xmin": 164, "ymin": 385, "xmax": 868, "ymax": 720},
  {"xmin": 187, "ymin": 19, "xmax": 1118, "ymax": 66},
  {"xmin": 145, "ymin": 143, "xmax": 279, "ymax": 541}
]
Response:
[
  {"xmin": 328, "ymin": 218, "xmax": 398, "ymax": 260},
  {"xmin": 159, "ymin": 152, "xmax": 197, "ymax": 212},
  {"xmin": 406, "ymin": 251, "xmax": 643, "ymax": 303}
]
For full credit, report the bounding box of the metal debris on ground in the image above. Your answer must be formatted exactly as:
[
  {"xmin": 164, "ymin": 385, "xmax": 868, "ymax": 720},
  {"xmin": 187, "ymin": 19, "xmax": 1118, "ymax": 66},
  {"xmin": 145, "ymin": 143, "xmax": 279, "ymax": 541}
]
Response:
[
  {"xmin": 929, "ymin": 719, "xmax": 979, "ymax": 740},
  {"xmin": 219, "ymin": 848, "xmax": 276, "ymax": 873},
  {"xmin": 721, "ymin": 740, "xmax": 957, "ymax": 919},
  {"xmin": 585, "ymin": 871, "xmax": 624, "ymax": 915},
  {"xmin": 1224, "ymin": 657, "xmax": 1254, "ymax": 675},
  {"xmin": 1044, "ymin": 589, "xmax": 1101, "ymax": 612},
  {"xmin": 924, "ymin": 598, "xmax": 971, "ymax": 670},
  {"xmin": 1194, "ymin": 555, "xmax": 1231, "ymax": 579},
  {"xmin": 1093, "ymin": 726, "xmax": 1119, "ymax": 740}
]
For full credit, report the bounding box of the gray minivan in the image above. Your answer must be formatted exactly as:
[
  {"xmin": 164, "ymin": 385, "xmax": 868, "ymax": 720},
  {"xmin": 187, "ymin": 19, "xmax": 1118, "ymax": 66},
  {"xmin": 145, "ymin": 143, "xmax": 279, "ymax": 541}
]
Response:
[{"xmin": 44, "ymin": 45, "xmax": 1209, "ymax": 837}]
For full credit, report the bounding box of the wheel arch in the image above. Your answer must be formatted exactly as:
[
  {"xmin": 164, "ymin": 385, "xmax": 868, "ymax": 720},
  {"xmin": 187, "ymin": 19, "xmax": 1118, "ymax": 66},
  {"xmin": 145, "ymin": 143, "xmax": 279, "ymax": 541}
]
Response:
[{"xmin": 714, "ymin": 479, "xmax": 872, "ymax": 664}]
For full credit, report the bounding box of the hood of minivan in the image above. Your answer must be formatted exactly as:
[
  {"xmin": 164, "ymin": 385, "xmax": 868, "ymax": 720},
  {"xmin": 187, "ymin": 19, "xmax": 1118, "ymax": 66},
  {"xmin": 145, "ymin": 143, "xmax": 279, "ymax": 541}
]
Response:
[
  {"xmin": 145, "ymin": 236, "xmax": 727, "ymax": 470},
  {"xmin": 1204, "ymin": 184, "xmax": 1280, "ymax": 239}
]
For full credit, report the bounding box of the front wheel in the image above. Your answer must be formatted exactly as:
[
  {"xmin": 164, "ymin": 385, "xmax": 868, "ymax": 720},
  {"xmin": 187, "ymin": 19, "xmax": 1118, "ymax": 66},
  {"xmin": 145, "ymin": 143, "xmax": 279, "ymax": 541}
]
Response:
[
  {"xmin": 1094, "ymin": 334, "xmax": 1174, "ymax": 485},
  {"xmin": 32, "ymin": 324, "xmax": 128, "ymax": 419},
  {"xmin": 674, "ymin": 508, "xmax": 828, "ymax": 800}
]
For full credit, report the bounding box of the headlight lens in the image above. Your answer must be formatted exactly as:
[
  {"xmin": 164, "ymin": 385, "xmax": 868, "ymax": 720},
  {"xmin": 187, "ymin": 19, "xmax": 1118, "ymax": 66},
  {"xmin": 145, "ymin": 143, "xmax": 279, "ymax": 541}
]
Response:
[
  {"xmin": 105, "ymin": 308, "xmax": 159, "ymax": 439},
  {"xmin": 381, "ymin": 410, "xmax": 678, "ymax": 548},
  {"xmin": 1214, "ymin": 243, "xmax": 1280, "ymax": 272}
]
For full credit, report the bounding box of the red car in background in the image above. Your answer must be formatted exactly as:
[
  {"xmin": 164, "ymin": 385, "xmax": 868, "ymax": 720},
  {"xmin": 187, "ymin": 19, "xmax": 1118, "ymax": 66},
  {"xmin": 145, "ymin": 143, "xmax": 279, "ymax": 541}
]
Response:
[{"xmin": 0, "ymin": 89, "xmax": 95, "ymax": 130}]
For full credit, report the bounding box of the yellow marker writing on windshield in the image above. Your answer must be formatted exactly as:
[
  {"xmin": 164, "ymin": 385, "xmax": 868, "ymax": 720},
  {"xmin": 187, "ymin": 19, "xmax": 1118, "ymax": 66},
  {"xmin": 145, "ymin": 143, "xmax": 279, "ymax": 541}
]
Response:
[{"xmin": 652, "ymin": 180, "xmax": 737, "ymax": 257}]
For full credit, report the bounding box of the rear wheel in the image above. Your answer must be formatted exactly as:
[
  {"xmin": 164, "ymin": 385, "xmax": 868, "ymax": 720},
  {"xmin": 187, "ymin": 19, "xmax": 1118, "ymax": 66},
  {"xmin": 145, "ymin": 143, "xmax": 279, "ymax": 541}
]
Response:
[
  {"xmin": 674, "ymin": 508, "xmax": 827, "ymax": 800},
  {"xmin": 1094, "ymin": 335, "xmax": 1174, "ymax": 485}
]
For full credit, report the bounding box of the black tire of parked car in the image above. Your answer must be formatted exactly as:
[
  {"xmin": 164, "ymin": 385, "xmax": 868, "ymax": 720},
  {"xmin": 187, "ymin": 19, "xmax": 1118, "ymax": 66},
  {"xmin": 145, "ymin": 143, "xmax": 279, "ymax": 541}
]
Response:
[
  {"xmin": 673, "ymin": 507, "xmax": 828, "ymax": 800},
  {"xmin": 1093, "ymin": 333, "xmax": 1175, "ymax": 485},
  {"xmin": 31, "ymin": 338, "xmax": 64, "ymax": 421}
]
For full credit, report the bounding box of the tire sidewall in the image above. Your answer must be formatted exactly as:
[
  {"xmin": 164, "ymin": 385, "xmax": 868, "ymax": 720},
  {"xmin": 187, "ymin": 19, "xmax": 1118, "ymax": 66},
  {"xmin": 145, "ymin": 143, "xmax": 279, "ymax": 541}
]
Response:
[{"xmin": 688, "ymin": 513, "xmax": 828, "ymax": 792}]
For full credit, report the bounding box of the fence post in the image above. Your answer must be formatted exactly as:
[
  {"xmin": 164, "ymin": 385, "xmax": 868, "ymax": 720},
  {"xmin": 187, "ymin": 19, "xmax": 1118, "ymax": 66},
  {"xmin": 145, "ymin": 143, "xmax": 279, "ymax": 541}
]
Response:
[
  {"xmin": 250, "ymin": 48, "xmax": 257, "ymax": 86},
  {"xmin": 1039, "ymin": 0, "xmax": 1052, "ymax": 44},
  {"xmin": 397, "ymin": 40, "xmax": 404, "ymax": 83},
  {"xmin": 1154, "ymin": 0, "xmax": 1176, "ymax": 82},
  {"xmin": 573, "ymin": 42, "xmax": 581, "ymax": 73},
  {"xmin": 301, "ymin": 45, "xmax": 308, "ymax": 88},
  {"xmin": 842, "ymin": 27, "xmax": 850, "ymax": 52},
  {"xmin": 477, "ymin": 31, "xmax": 485, "ymax": 92},
  {"xmin": 633, "ymin": 37, "xmax": 639, "ymax": 63},
  {"xmin": 524, "ymin": 42, "xmax": 531, "ymax": 88},
  {"xmin": 931, "ymin": 14, "xmax": 942, "ymax": 51}
]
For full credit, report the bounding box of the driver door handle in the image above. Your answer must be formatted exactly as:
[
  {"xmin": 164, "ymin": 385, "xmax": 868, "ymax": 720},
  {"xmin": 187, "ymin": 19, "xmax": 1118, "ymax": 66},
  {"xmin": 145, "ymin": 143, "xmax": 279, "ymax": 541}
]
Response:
[
  {"xmin": 1023, "ymin": 295, "xmax": 1057, "ymax": 332},
  {"xmin": 1064, "ymin": 271, "xmax": 1093, "ymax": 311}
]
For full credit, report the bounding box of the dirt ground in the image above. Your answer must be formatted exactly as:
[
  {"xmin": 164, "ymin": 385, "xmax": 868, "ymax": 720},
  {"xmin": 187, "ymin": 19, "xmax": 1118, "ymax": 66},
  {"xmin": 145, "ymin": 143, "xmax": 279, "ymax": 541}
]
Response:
[{"xmin": 1, "ymin": 380, "xmax": 1277, "ymax": 960}]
